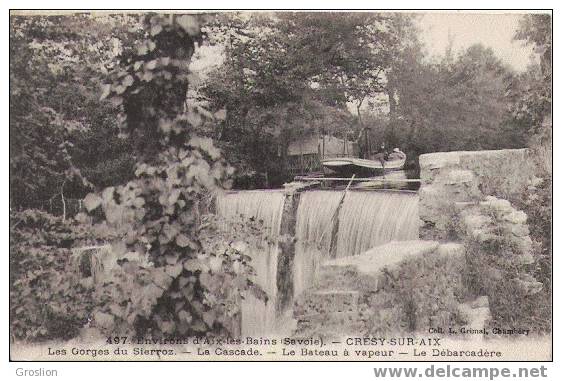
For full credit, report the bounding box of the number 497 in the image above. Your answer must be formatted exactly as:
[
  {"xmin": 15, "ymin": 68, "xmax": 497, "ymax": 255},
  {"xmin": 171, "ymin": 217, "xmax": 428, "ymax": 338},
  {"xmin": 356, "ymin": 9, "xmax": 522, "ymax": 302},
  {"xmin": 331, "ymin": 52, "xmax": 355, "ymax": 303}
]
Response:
[{"xmin": 107, "ymin": 336, "xmax": 128, "ymax": 344}]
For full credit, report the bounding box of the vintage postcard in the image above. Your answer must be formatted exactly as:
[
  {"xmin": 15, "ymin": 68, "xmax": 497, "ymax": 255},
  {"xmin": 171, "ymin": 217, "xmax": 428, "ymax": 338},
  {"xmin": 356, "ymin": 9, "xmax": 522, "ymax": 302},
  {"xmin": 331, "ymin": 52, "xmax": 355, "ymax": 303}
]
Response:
[{"xmin": 9, "ymin": 9, "xmax": 552, "ymax": 363}]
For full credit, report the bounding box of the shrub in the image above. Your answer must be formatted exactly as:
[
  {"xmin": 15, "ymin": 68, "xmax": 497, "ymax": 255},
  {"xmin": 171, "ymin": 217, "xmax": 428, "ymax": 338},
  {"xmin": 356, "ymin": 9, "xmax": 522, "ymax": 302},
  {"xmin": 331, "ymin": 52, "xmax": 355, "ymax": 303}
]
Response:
[
  {"xmin": 9, "ymin": 210, "xmax": 94, "ymax": 341},
  {"xmin": 524, "ymin": 175, "xmax": 552, "ymax": 286},
  {"xmin": 91, "ymin": 213, "xmax": 267, "ymax": 338},
  {"xmin": 518, "ymin": 173, "xmax": 551, "ymax": 332}
]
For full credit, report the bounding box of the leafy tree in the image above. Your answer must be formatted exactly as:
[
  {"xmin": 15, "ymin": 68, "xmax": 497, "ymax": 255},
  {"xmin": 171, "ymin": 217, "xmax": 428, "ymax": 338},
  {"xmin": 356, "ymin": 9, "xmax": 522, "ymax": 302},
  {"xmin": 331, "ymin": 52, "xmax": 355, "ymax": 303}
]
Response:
[
  {"xmin": 202, "ymin": 12, "xmax": 416, "ymax": 186},
  {"xmin": 515, "ymin": 13, "xmax": 551, "ymax": 80},
  {"xmin": 382, "ymin": 43, "xmax": 526, "ymax": 163},
  {"xmin": 86, "ymin": 14, "xmax": 263, "ymax": 338},
  {"xmin": 9, "ymin": 14, "xmax": 139, "ymax": 212},
  {"xmin": 511, "ymin": 13, "xmax": 552, "ymax": 145}
]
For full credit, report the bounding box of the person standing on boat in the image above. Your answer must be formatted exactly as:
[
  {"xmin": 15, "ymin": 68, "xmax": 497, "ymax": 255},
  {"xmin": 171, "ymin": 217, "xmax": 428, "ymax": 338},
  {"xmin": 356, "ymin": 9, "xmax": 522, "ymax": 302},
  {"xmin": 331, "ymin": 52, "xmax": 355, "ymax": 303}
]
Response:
[{"xmin": 372, "ymin": 143, "xmax": 389, "ymax": 168}]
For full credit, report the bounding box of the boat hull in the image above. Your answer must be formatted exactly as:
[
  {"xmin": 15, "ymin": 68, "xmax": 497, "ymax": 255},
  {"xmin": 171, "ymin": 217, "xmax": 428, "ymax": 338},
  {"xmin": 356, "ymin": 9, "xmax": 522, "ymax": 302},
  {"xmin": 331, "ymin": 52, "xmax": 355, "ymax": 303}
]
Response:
[{"xmin": 321, "ymin": 156, "xmax": 406, "ymax": 177}]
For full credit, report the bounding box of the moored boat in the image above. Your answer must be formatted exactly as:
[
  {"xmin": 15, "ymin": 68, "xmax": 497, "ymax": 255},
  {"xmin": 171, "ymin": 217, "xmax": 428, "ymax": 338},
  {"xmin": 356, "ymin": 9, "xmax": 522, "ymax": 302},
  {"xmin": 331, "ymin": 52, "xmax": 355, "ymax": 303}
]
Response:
[{"xmin": 321, "ymin": 149, "xmax": 406, "ymax": 177}]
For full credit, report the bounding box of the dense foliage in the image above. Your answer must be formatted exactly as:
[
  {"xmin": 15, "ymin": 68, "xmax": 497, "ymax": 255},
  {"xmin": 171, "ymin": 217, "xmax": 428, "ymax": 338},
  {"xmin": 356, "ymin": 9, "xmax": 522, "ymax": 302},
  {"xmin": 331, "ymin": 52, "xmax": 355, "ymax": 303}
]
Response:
[
  {"xmin": 9, "ymin": 15, "xmax": 138, "ymax": 211},
  {"xmin": 383, "ymin": 44, "xmax": 529, "ymax": 163},
  {"xmin": 84, "ymin": 14, "xmax": 264, "ymax": 339},
  {"xmin": 10, "ymin": 12, "xmax": 552, "ymax": 191},
  {"xmin": 10, "ymin": 210, "xmax": 93, "ymax": 341},
  {"xmin": 512, "ymin": 13, "xmax": 552, "ymax": 139}
]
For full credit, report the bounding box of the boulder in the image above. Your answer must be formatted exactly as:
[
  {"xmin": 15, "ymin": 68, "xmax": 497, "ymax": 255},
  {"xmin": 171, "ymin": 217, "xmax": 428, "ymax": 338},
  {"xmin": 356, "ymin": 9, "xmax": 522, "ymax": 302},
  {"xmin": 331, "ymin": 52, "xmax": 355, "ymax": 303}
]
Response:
[
  {"xmin": 516, "ymin": 252, "xmax": 535, "ymax": 266},
  {"xmin": 515, "ymin": 236, "xmax": 533, "ymax": 254},
  {"xmin": 481, "ymin": 196, "xmax": 513, "ymax": 213},
  {"xmin": 419, "ymin": 151, "xmax": 461, "ymax": 183},
  {"xmin": 471, "ymin": 296, "xmax": 489, "ymax": 308},
  {"xmin": 503, "ymin": 210, "xmax": 528, "ymax": 225},
  {"xmin": 510, "ymin": 223, "xmax": 530, "ymax": 238}
]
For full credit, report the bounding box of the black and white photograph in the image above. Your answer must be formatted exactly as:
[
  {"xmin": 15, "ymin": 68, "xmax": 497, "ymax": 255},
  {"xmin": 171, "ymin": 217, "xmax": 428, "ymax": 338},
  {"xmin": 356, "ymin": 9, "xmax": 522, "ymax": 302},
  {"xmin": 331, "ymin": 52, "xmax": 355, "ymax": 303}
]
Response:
[{"xmin": 8, "ymin": 8, "xmax": 553, "ymax": 365}]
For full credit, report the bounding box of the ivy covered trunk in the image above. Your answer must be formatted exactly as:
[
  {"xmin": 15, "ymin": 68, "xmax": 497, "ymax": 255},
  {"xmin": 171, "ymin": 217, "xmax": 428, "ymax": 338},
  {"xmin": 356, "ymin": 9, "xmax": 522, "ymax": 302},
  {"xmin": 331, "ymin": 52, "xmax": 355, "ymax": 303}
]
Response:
[{"xmin": 86, "ymin": 14, "xmax": 264, "ymax": 339}]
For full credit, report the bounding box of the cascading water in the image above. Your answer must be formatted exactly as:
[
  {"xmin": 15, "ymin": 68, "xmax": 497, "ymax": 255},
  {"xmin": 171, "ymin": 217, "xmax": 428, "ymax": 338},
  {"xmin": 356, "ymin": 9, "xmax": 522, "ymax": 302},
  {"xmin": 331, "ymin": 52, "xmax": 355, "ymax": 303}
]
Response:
[
  {"xmin": 216, "ymin": 188, "xmax": 420, "ymax": 334},
  {"xmin": 215, "ymin": 190, "xmax": 286, "ymax": 336},
  {"xmin": 293, "ymin": 191, "xmax": 343, "ymax": 298},
  {"xmin": 335, "ymin": 191, "xmax": 419, "ymax": 258}
]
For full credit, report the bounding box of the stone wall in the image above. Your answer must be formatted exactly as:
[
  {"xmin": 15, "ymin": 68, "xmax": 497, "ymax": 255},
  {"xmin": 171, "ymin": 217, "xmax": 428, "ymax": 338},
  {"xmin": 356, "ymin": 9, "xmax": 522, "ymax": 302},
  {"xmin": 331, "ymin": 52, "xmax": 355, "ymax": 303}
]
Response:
[
  {"xmin": 418, "ymin": 149, "xmax": 535, "ymax": 240},
  {"xmin": 292, "ymin": 240, "xmax": 489, "ymax": 339},
  {"xmin": 458, "ymin": 196, "xmax": 542, "ymax": 296}
]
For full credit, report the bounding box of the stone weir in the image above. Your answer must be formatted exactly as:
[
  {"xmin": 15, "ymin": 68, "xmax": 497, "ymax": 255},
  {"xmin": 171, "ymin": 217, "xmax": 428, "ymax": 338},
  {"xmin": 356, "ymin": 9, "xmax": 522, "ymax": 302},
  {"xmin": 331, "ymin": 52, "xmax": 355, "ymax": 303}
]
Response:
[
  {"xmin": 292, "ymin": 240, "xmax": 490, "ymax": 340},
  {"xmin": 418, "ymin": 148, "xmax": 534, "ymax": 240},
  {"xmin": 216, "ymin": 187, "xmax": 420, "ymax": 335}
]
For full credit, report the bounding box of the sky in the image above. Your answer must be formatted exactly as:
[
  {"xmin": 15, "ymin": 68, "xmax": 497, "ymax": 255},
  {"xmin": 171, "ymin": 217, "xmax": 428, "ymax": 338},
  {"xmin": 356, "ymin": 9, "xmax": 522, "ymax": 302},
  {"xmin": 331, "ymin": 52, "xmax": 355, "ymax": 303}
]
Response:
[{"xmin": 417, "ymin": 12, "xmax": 538, "ymax": 72}]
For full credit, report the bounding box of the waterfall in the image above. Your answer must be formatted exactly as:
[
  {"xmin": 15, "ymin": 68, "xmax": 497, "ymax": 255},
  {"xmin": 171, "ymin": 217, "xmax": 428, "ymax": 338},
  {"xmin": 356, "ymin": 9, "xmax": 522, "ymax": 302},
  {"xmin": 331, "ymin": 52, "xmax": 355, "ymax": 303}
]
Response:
[
  {"xmin": 215, "ymin": 190, "xmax": 286, "ymax": 336},
  {"xmin": 335, "ymin": 191, "xmax": 419, "ymax": 258},
  {"xmin": 293, "ymin": 191, "xmax": 343, "ymax": 298},
  {"xmin": 216, "ymin": 188, "xmax": 420, "ymax": 334}
]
